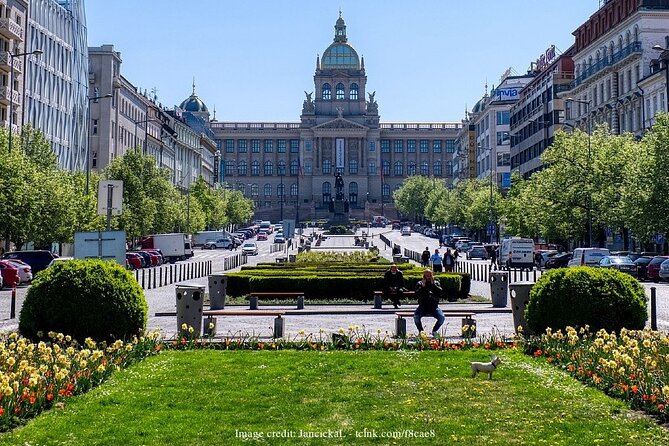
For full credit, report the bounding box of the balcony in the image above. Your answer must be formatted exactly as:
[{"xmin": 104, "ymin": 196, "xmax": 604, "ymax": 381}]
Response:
[
  {"xmin": 0, "ymin": 18, "xmax": 23, "ymax": 41},
  {"xmin": 0, "ymin": 51, "xmax": 22, "ymax": 73},
  {"xmin": 0, "ymin": 85, "xmax": 20, "ymax": 106},
  {"xmin": 569, "ymin": 41, "xmax": 642, "ymax": 90}
]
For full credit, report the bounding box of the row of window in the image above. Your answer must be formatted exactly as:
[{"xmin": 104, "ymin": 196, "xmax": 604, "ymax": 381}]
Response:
[
  {"xmin": 218, "ymin": 139, "xmax": 300, "ymax": 154},
  {"xmin": 379, "ymin": 139, "xmax": 455, "ymax": 153},
  {"xmin": 224, "ymin": 159, "xmax": 453, "ymax": 177},
  {"xmin": 322, "ymin": 83, "xmax": 358, "ymax": 100}
]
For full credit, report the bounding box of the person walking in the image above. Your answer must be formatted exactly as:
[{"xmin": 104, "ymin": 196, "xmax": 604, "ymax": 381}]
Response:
[
  {"xmin": 430, "ymin": 249, "xmax": 443, "ymax": 273},
  {"xmin": 421, "ymin": 247, "xmax": 431, "ymax": 267},
  {"xmin": 414, "ymin": 269, "xmax": 445, "ymax": 337},
  {"xmin": 383, "ymin": 263, "xmax": 406, "ymax": 309},
  {"xmin": 490, "ymin": 247, "xmax": 497, "ymax": 269},
  {"xmin": 443, "ymin": 248, "xmax": 454, "ymax": 272}
]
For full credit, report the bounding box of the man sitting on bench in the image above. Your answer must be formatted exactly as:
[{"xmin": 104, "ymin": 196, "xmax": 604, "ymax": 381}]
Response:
[
  {"xmin": 383, "ymin": 263, "xmax": 406, "ymax": 309},
  {"xmin": 414, "ymin": 269, "xmax": 445, "ymax": 337}
]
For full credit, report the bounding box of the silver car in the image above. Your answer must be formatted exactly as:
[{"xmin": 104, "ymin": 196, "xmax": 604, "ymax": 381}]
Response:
[{"xmin": 4, "ymin": 259, "xmax": 33, "ymax": 284}]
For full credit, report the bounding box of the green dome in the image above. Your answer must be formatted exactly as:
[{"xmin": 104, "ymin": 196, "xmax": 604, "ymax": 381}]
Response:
[{"xmin": 322, "ymin": 43, "xmax": 360, "ymax": 69}]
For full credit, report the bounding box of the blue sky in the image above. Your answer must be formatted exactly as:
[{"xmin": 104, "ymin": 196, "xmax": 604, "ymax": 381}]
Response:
[{"xmin": 85, "ymin": 0, "xmax": 600, "ymax": 123}]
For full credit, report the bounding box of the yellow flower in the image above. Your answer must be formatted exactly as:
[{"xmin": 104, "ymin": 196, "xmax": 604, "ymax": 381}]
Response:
[
  {"xmin": 188, "ymin": 326, "xmax": 194, "ymax": 334},
  {"xmin": 80, "ymin": 360, "xmax": 88, "ymax": 368},
  {"xmin": 181, "ymin": 323, "xmax": 188, "ymax": 331},
  {"xmin": 663, "ymin": 385, "xmax": 669, "ymax": 396},
  {"xmin": 96, "ymin": 364, "xmax": 106, "ymax": 373}
]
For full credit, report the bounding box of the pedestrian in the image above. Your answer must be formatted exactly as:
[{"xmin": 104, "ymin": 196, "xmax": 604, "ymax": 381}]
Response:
[
  {"xmin": 414, "ymin": 269, "xmax": 445, "ymax": 337},
  {"xmin": 383, "ymin": 263, "xmax": 406, "ymax": 309},
  {"xmin": 288, "ymin": 238, "xmax": 293, "ymax": 250},
  {"xmin": 430, "ymin": 249, "xmax": 443, "ymax": 272},
  {"xmin": 452, "ymin": 249, "xmax": 459, "ymax": 266},
  {"xmin": 534, "ymin": 252, "xmax": 543, "ymax": 269},
  {"xmin": 421, "ymin": 247, "xmax": 430, "ymax": 267},
  {"xmin": 490, "ymin": 247, "xmax": 497, "ymax": 269},
  {"xmin": 443, "ymin": 248, "xmax": 454, "ymax": 272}
]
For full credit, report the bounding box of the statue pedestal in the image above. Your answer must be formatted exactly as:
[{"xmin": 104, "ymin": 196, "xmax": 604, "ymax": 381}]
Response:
[{"xmin": 329, "ymin": 199, "xmax": 349, "ymax": 227}]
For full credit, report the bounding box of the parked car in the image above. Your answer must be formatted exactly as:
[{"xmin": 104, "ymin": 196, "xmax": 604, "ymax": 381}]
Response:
[
  {"xmin": 126, "ymin": 252, "xmax": 143, "ymax": 270},
  {"xmin": 466, "ymin": 245, "xmax": 488, "ymax": 260},
  {"xmin": 646, "ymin": 256, "xmax": 669, "ymax": 282},
  {"xmin": 203, "ymin": 238, "xmax": 232, "ymax": 249},
  {"xmin": 142, "ymin": 248, "xmax": 164, "ymax": 265},
  {"xmin": 242, "ymin": 242, "xmax": 259, "ymax": 256},
  {"xmin": 598, "ymin": 255, "xmax": 637, "ymax": 277},
  {"xmin": 141, "ymin": 251, "xmax": 160, "ymax": 267},
  {"xmin": 544, "ymin": 252, "xmax": 572, "ymax": 269},
  {"xmin": 634, "ymin": 256, "xmax": 653, "ymax": 281},
  {"xmin": 2, "ymin": 250, "xmax": 57, "ymax": 275},
  {"xmin": 658, "ymin": 259, "xmax": 669, "ymax": 282},
  {"xmin": 0, "ymin": 260, "xmax": 20, "ymax": 288},
  {"xmin": 130, "ymin": 251, "xmax": 152, "ymax": 268},
  {"xmin": 401, "ymin": 226, "xmax": 412, "ymax": 236},
  {"xmin": 3, "ymin": 259, "xmax": 33, "ymax": 284},
  {"xmin": 256, "ymin": 231, "xmax": 269, "ymax": 241},
  {"xmin": 567, "ymin": 248, "xmax": 610, "ymax": 268}
]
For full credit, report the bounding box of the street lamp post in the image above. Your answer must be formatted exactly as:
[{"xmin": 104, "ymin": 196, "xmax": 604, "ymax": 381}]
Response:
[
  {"xmin": 566, "ymin": 97, "xmax": 592, "ymax": 247},
  {"xmin": 7, "ymin": 49, "xmax": 42, "ymax": 153},
  {"xmin": 652, "ymin": 45, "xmax": 669, "ymax": 111},
  {"xmin": 478, "ymin": 143, "xmax": 495, "ymax": 243},
  {"xmin": 86, "ymin": 93, "xmax": 113, "ymax": 195}
]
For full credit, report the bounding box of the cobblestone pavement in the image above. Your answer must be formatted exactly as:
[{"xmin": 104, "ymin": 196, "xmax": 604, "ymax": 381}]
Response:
[{"xmin": 0, "ymin": 229, "xmax": 667, "ymax": 340}]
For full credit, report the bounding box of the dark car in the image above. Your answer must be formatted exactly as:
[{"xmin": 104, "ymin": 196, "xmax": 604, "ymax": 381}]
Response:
[
  {"xmin": 2, "ymin": 250, "xmax": 56, "ymax": 275},
  {"xmin": 544, "ymin": 252, "xmax": 572, "ymax": 269},
  {"xmin": 646, "ymin": 256, "xmax": 669, "ymax": 282},
  {"xmin": 130, "ymin": 251, "xmax": 152, "ymax": 268},
  {"xmin": 598, "ymin": 256, "xmax": 637, "ymax": 277},
  {"xmin": 628, "ymin": 252, "xmax": 659, "ymax": 262},
  {"xmin": 634, "ymin": 256, "xmax": 653, "ymax": 281}
]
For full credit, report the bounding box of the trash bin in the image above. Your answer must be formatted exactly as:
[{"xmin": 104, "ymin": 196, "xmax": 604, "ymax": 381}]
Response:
[
  {"xmin": 176, "ymin": 285, "xmax": 205, "ymax": 335},
  {"xmin": 509, "ymin": 282, "xmax": 534, "ymax": 335},
  {"xmin": 208, "ymin": 274, "xmax": 226, "ymax": 310},
  {"xmin": 489, "ymin": 271, "xmax": 509, "ymax": 308}
]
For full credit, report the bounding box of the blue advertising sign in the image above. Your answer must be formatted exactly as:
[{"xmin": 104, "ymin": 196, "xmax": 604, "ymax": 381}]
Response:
[{"xmin": 501, "ymin": 172, "xmax": 511, "ymax": 188}]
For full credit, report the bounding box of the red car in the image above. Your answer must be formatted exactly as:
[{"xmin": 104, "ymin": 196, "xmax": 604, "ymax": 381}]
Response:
[
  {"xmin": 142, "ymin": 249, "xmax": 164, "ymax": 265},
  {"xmin": 141, "ymin": 251, "xmax": 160, "ymax": 267},
  {"xmin": 646, "ymin": 256, "xmax": 669, "ymax": 282},
  {"xmin": 0, "ymin": 260, "xmax": 20, "ymax": 288},
  {"xmin": 126, "ymin": 253, "xmax": 143, "ymax": 270}
]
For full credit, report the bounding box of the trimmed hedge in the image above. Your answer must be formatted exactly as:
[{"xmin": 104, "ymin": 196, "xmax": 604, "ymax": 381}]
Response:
[
  {"xmin": 525, "ymin": 267, "xmax": 647, "ymax": 333},
  {"xmin": 19, "ymin": 259, "xmax": 148, "ymax": 342}
]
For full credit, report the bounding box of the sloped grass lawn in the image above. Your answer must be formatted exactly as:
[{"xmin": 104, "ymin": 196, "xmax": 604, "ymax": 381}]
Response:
[{"xmin": 1, "ymin": 349, "xmax": 668, "ymax": 446}]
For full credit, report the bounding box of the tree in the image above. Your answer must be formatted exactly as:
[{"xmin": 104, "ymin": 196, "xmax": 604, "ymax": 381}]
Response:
[
  {"xmin": 393, "ymin": 175, "xmax": 434, "ymax": 221},
  {"xmin": 225, "ymin": 188, "xmax": 254, "ymax": 225}
]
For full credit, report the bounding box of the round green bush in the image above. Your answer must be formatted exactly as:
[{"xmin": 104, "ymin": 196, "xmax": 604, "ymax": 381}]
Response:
[
  {"xmin": 525, "ymin": 267, "xmax": 647, "ymax": 334},
  {"xmin": 19, "ymin": 259, "xmax": 148, "ymax": 342}
]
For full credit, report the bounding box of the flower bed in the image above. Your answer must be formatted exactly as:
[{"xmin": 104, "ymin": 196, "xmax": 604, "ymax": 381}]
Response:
[{"xmin": 524, "ymin": 326, "xmax": 669, "ymax": 421}]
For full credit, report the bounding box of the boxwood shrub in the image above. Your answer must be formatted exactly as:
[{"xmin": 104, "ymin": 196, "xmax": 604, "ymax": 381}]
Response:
[
  {"xmin": 525, "ymin": 267, "xmax": 647, "ymax": 333},
  {"xmin": 19, "ymin": 259, "xmax": 148, "ymax": 342}
]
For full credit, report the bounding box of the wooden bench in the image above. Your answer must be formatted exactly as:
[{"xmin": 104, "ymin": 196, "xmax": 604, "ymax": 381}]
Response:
[
  {"xmin": 394, "ymin": 311, "xmax": 476, "ymax": 338},
  {"xmin": 203, "ymin": 310, "xmax": 286, "ymax": 338},
  {"xmin": 249, "ymin": 292, "xmax": 305, "ymax": 310},
  {"xmin": 372, "ymin": 290, "xmax": 415, "ymax": 309}
]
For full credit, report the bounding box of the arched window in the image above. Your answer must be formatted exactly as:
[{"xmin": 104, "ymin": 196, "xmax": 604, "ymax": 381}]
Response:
[
  {"xmin": 350, "ymin": 83, "xmax": 358, "ymax": 100},
  {"xmin": 348, "ymin": 181, "xmax": 358, "ymax": 204},
  {"xmin": 236, "ymin": 183, "xmax": 246, "ymax": 194},
  {"xmin": 251, "ymin": 161, "xmax": 260, "ymax": 176},
  {"xmin": 277, "ymin": 160, "xmax": 286, "ymax": 176},
  {"xmin": 433, "ymin": 161, "xmax": 442, "ymax": 176},
  {"xmin": 382, "ymin": 183, "xmax": 390, "ymax": 198},
  {"xmin": 290, "ymin": 159, "xmax": 299, "ymax": 176},
  {"xmin": 238, "ymin": 160, "xmax": 247, "ymax": 176},
  {"xmin": 277, "ymin": 183, "xmax": 285, "ymax": 197},
  {"xmin": 264, "ymin": 183, "xmax": 272, "ymax": 197},
  {"xmin": 349, "ymin": 159, "xmax": 358, "ymax": 174},
  {"xmin": 250, "ymin": 183, "xmax": 259, "ymax": 197},
  {"xmin": 407, "ymin": 161, "xmax": 416, "ymax": 176},
  {"xmin": 225, "ymin": 160, "xmax": 235, "ymax": 176},
  {"xmin": 446, "ymin": 161, "xmax": 453, "ymax": 176},
  {"xmin": 322, "ymin": 181, "xmax": 331, "ymax": 205},
  {"xmin": 264, "ymin": 160, "xmax": 273, "ymax": 176},
  {"xmin": 382, "ymin": 160, "xmax": 390, "ymax": 176},
  {"xmin": 336, "ymin": 83, "xmax": 345, "ymax": 100},
  {"xmin": 625, "ymin": 30, "xmax": 631, "ymax": 46},
  {"xmin": 322, "ymin": 159, "xmax": 332, "ymax": 174},
  {"xmin": 420, "ymin": 161, "xmax": 429, "ymax": 176},
  {"xmin": 322, "ymin": 83, "xmax": 331, "ymax": 100},
  {"xmin": 290, "ymin": 183, "xmax": 298, "ymax": 197},
  {"xmin": 394, "ymin": 161, "xmax": 403, "ymax": 176}
]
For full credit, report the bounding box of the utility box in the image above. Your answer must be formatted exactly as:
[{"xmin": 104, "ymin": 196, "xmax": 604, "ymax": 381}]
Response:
[
  {"xmin": 510, "ymin": 282, "xmax": 534, "ymax": 334},
  {"xmin": 176, "ymin": 285, "xmax": 205, "ymax": 335}
]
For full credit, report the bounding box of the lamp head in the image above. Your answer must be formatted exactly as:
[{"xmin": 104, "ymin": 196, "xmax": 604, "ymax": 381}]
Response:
[
  {"xmin": 32, "ymin": 50, "xmax": 43, "ymax": 56},
  {"xmin": 653, "ymin": 44, "xmax": 666, "ymax": 52}
]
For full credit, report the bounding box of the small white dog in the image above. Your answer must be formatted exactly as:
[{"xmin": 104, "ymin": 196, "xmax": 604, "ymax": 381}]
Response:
[{"xmin": 470, "ymin": 356, "xmax": 501, "ymax": 379}]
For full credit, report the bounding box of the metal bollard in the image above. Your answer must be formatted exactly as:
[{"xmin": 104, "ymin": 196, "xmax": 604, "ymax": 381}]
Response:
[
  {"xmin": 297, "ymin": 295, "xmax": 305, "ymax": 310},
  {"xmin": 650, "ymin": 287, "xmax": 657, "ymax": 331},
  {"xmin": 10, "ymin": 285, "xmax": 16, "ymax": 319},
  {"xmin": 159, "ymin": 267, "xmax": 163, "ymax": 287},
  {"xmin": 141, "ymin": 269, "xmax": 146, "ymax": 288},
  {"xmin": 249, "ymin": 295, "xmax": 258, "ymax": 310},
  {"xmin": 147, "ymin": 269, "xmax": 152, "ymax": 289},
  {"xmin": 395, "ymin": 317, "xmax": 407, "ymax": 338},
  {"xmin": 273, "ymin": 316, "xmax": 285, "ymax": 338},
  {"xmin": 373, "ymin": 294, "xmax": 383, "ymax": 309}
]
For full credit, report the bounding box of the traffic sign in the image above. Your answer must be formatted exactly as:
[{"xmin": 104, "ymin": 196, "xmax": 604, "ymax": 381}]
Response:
[
  {"xmin": 657, "ymin": 233, "xmax": 665, "ymax": 245},
  {"xmin": 487, "ymin": 223, "xmax": 495, "ymax": 236}
]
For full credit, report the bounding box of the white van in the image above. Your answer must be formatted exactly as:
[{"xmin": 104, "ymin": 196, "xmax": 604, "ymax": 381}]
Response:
[
  {"xmin": 567, "ymin": 248, "xmax": 610, "ymax": 268},
  {"xmin": 499, "ymin": 238, "xmax": 535, "ymax": 269}
]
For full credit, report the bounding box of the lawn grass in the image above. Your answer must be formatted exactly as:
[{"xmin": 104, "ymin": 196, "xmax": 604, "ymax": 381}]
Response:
[{"xmin": 1, "ymin": 349, "xmax": 667, "ymax": 445}]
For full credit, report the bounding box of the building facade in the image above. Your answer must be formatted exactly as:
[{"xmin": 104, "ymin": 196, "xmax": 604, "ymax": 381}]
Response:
[
  {"xmin": 0, "ymin": 0, "xmax": 29, "ymax": 139},
  {"xmin": 509, "ymin": 46, "xmax": 575, "ymax": 178},
  {"xmin": 24, "ymin": 0, "xmax": 88, "ymax": 171},
  {"xmin": 561, "ymin": 0, "xmax": 669, "ymax": 137},
  {"xmin": 206, "ymin": 15, "xmax": 461, "ymax": 221}
]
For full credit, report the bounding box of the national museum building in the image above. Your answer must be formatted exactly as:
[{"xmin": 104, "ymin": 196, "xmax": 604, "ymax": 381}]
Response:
[{"xmin": 190, "ymin": 15, "xmax": 461, "ymax": 221}]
